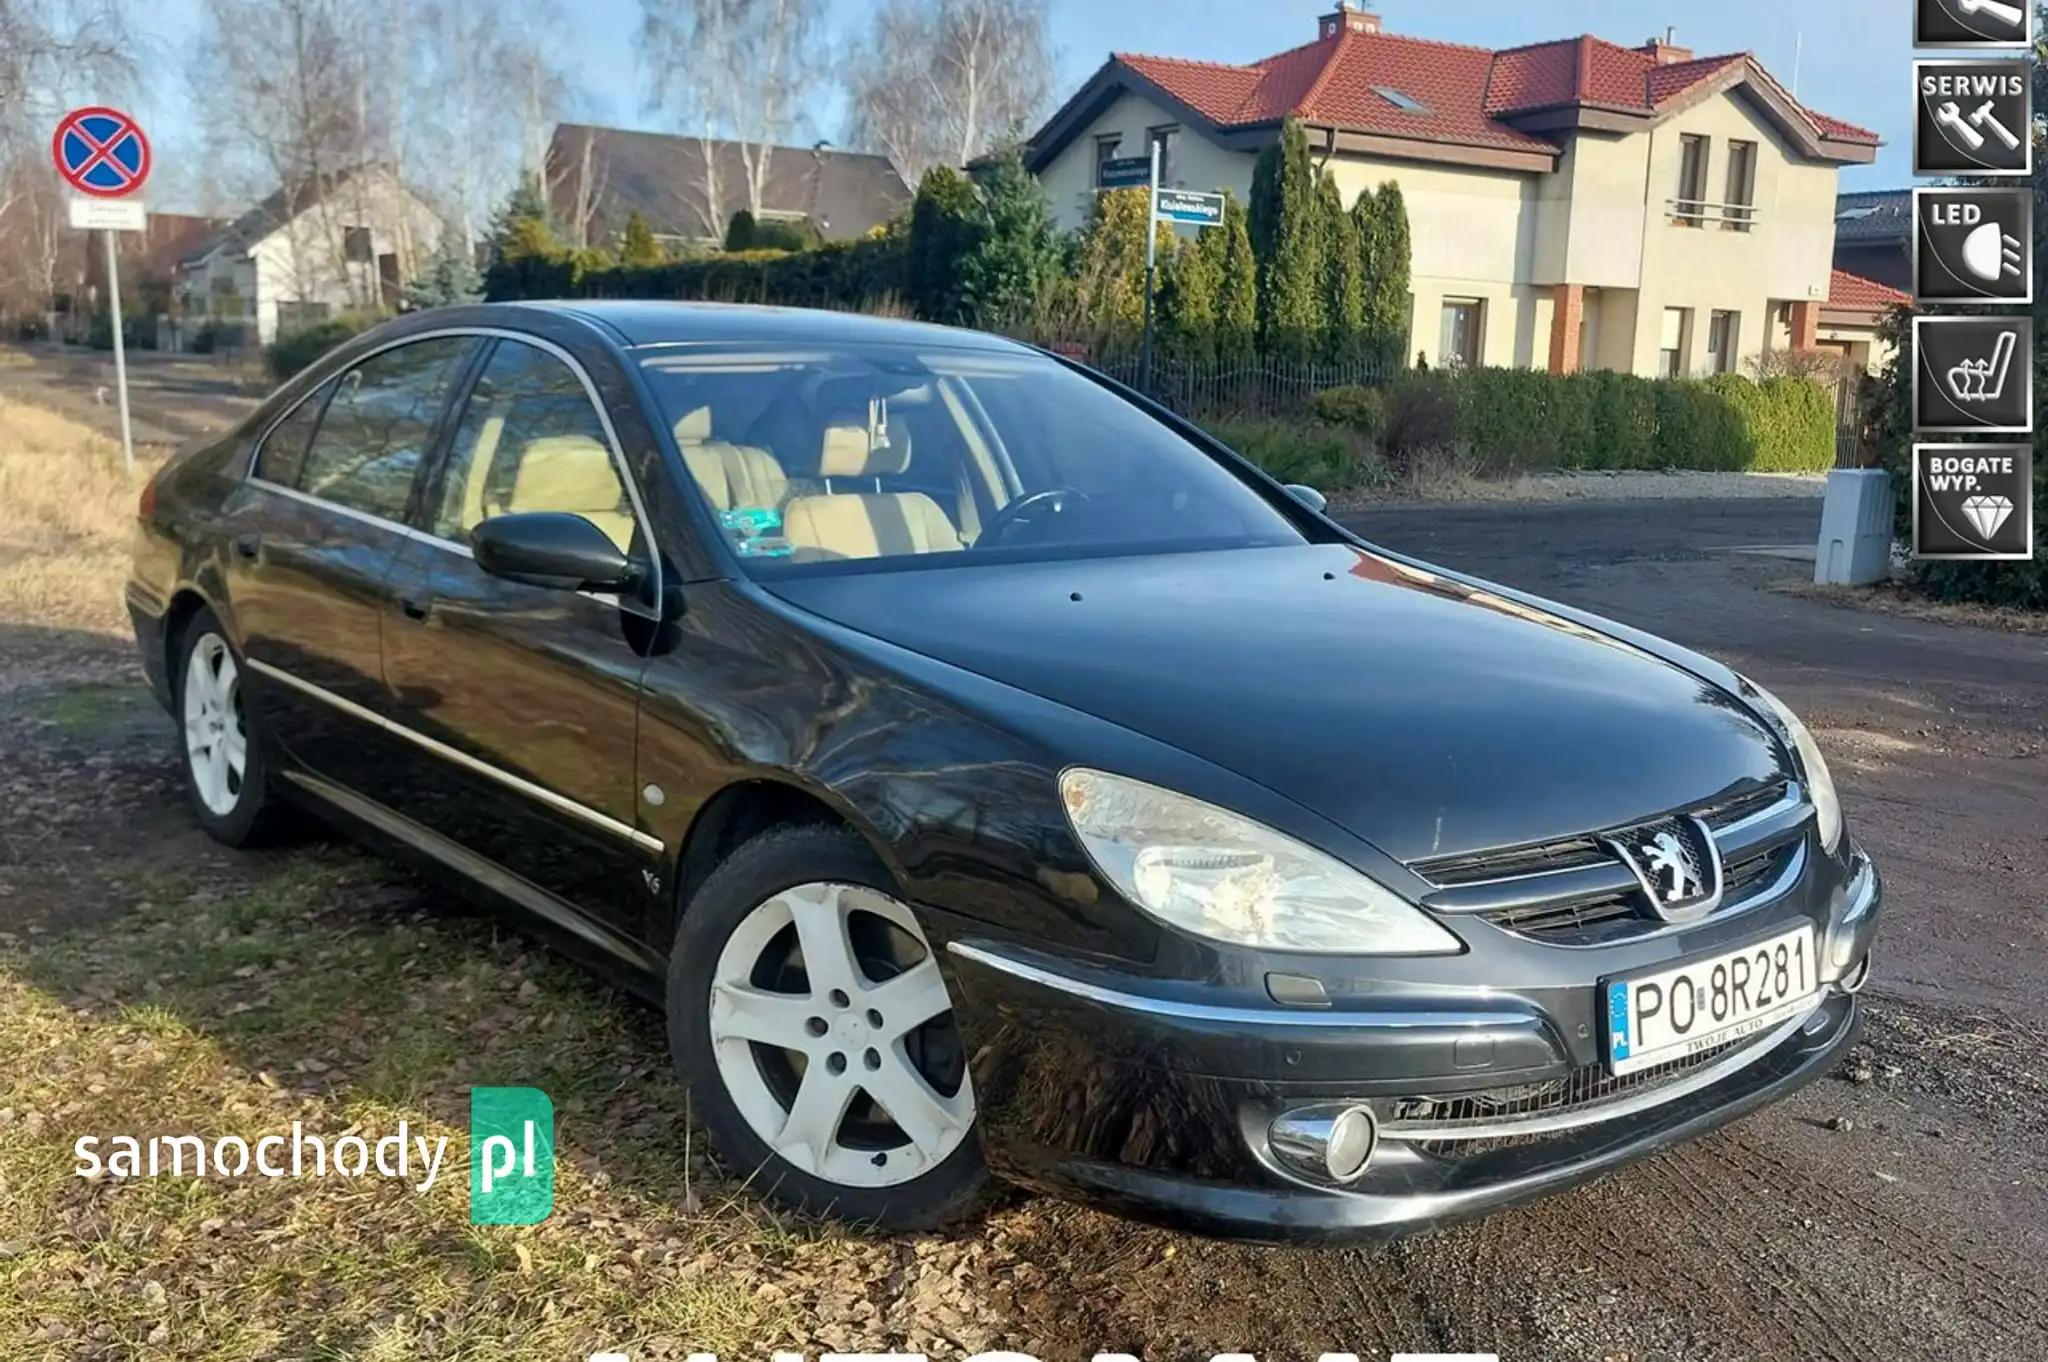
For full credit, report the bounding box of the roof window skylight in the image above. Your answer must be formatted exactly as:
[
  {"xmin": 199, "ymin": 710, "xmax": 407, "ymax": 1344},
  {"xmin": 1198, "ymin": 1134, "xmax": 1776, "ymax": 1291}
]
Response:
[{"xmin": 1372, "ymin": 87, "xmax": 1429, "ymax": 115}]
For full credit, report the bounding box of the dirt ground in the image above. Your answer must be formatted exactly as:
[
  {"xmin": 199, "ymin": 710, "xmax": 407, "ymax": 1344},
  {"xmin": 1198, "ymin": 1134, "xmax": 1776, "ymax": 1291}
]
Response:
[
  {"xmin": 0, "ymin": 343, "xmax": 260, "ymax": 449},
  {"xmin": 3, "ymin": 410, "xmax": 2045, "ymax": 1358}
]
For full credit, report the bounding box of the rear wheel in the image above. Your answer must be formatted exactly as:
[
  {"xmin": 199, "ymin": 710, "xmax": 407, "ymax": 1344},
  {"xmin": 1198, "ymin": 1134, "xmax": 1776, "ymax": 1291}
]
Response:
[
  {"xmin": 174, "ymin": 609, "xmax": 278, "ymax": 845},
  {"xmin": 669, "ymin": 823, "xmax": 988, "ymax": 1229}
]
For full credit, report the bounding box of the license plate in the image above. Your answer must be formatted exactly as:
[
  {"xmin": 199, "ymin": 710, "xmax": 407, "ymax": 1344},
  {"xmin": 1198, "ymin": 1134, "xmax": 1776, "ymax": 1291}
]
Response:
[{"xmin": 1604, "ymin": 925, "xmax": 1818, "ymax": 1076}]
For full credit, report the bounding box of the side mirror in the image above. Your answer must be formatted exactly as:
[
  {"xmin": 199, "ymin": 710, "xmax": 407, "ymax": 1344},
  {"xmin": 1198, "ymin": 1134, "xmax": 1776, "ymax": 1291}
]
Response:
[
  {"xmin": 1284, "ymin": 483, "xmax": 1328, "ymax": 515},
  {"xmin": 471, "ymin": 512, "xmax": 638, "ymax": 593}
]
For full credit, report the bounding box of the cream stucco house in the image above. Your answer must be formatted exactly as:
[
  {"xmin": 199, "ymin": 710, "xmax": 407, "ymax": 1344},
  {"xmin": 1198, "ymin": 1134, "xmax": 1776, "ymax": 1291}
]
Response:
[
  {"xmin": 1024, "ymin": 4, "xmax": 1881, "ymax": 379},
  {"xmin": 173, "ymin": 165, "xmax": 442, "ymax": 347}
]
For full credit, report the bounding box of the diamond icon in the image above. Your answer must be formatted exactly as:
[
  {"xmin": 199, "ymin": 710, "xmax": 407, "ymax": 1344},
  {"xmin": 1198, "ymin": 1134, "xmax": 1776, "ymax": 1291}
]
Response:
[{"xmin": 1962, "ymin": 494, "xmax": 2014, "ymax": 539}]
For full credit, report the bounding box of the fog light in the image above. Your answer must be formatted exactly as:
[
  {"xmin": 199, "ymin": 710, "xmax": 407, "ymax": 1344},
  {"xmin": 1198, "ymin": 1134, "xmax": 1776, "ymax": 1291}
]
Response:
[{"xmin": 1269, "ymin": 1103, "xmax": 1378, "ymax": 1185}]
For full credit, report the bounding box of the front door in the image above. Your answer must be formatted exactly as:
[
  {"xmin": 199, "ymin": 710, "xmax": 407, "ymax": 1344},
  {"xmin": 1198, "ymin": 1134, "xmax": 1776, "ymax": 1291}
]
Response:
[
  {"xmin": 228, "ymin": 335, "xmax": 478, "ymax": 789},
  {"xmin": 379, "ymin": 336, "xmax": 660, "ymax": 942}
]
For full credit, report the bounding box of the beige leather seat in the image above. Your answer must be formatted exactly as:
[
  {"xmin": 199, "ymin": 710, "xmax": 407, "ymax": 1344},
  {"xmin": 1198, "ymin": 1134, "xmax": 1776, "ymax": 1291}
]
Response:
[
  {"xmin": 781, "ymin": 424, "xmax": 962, "ymax": 560},
  {"xmin": 674, "ymin": 406, "xmax": 789, "ymax": 512},
  {"xmin": 504, "ymin": 434, "xmax": 635, "ymax": 549}
]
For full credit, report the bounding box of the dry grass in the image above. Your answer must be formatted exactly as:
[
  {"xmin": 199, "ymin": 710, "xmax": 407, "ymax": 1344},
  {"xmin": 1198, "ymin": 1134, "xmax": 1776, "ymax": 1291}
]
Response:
[{"xmin": 0, "ymin": 398, "xmax": 162, "ymax": 636}]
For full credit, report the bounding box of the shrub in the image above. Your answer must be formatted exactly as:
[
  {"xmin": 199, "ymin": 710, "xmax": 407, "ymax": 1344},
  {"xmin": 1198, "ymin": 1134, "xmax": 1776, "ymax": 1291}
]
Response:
[
  {"xmin": 1580, "ymin": 370, "xmax": 1658, "ymax": 470},
  {"xmin": 266, "ymin": 317, "xmax": 371, "ymax": 382},
  {"xmin": 1711, "ymin": 373, "xmax": 1837, "ymax": 473},
  {"xmin": 1362, "ymin": 366, "xmax": 1834, "ymax": 474},
  {"xmin": 1382, "ymin": 372, "xmax": 1459, "ymax": 469},
  {"xmin": 1207, "ymin": 417, "xmax": 1379, "ymax": 491},
  {"xmin": 1307, "ymin": 385, "xmax": 1384, "ymax": 438}
]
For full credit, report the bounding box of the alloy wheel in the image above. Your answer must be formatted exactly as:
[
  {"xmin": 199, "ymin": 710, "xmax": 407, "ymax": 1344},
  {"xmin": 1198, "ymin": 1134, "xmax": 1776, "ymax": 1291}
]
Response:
[
  {"xmin": 182, "ymin": 633, "xmax": 247, "ymax": 817},
  {"xmin": 708, "ymin": 880, "xmax": 974, "ymax": 1188}
]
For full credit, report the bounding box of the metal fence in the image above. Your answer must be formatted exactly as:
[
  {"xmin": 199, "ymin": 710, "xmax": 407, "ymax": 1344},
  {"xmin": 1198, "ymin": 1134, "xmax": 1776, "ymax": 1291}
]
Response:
[{"xmin": 1039, "ymin": 345, "xmax": 1395, "ymax": 420}]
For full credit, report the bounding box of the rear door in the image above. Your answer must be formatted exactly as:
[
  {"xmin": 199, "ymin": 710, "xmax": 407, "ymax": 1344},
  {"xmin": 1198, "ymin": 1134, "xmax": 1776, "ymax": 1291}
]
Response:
[
  {"xmin": 226, "ymin": 335, "xmax": 479, "ymax": 788},
  {"xmin": 379, "ymin": 336, "xmax": 661, "ymax": 940}
]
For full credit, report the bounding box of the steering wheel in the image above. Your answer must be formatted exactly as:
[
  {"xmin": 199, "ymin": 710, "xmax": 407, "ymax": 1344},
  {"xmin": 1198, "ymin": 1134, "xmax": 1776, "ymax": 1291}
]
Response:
[{"xmin": 977, "ymin": 486, "xmax": 1092, "ymax": 547}]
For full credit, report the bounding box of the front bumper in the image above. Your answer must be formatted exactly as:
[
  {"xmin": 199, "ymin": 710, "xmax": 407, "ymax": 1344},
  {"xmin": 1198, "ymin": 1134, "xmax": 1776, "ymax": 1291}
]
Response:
[{"xmin": 944, "ymin": 852, "xmax": 1880, "ymax": 1243}]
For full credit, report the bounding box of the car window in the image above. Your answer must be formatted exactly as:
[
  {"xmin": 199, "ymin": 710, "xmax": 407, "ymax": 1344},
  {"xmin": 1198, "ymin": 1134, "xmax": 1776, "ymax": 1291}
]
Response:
[
  {"xmin": 640, "ymin": 344, "xmax": 1306, "ymax": 571},
  {"xmin": 298, "ymin": 337, "xmax": 474, "ymax": 522},
  {"xmin": 253, "ymin": 378, "xmax": 334, "ymax": 488},
  {"xmin": 431, "ymin": 339, "xmax": 635, "ymax": 552}
]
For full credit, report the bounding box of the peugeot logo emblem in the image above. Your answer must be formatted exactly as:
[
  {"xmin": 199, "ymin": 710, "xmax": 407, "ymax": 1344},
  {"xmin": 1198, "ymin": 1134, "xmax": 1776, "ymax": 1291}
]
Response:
[{"xmin": 1602, "ymin": 814, "xmax": 1724, "ymax": 923}]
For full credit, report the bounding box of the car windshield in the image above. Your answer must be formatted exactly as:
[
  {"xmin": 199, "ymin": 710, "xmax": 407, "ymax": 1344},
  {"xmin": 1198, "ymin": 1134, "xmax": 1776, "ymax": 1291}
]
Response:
[{"xmin": 638, "ymin": 343, "xmax": 1309, "ymax": 574}]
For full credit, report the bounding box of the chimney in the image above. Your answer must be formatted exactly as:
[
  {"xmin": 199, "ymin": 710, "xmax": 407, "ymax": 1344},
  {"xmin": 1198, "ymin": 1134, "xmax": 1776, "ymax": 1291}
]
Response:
[
  {"xmin": 1639, "ymin": 28, "xmax": 1693, "ymax": 65},
  {"xmin": 1318, "ymin": 2, "xmax": 1381, "ymax": 40}
]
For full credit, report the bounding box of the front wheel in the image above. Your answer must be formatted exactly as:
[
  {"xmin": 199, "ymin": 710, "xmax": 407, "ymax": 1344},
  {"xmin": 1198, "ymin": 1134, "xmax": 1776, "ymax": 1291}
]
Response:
[{"xmin": 668, "ymin": 823, "xmax": 989, "ymax": 1230}]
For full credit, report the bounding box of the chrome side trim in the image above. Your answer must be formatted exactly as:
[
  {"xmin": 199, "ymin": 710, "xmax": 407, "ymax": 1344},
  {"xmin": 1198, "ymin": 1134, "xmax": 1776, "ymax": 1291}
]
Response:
[
  {"xmin": 249, "ymin": 476, "xmax": 438, "ymax": 544},
  {"xmin": 946, "ymin": 941, "xmax": 1535, "ymax": 1032},
  {"xmin": 281, "ymin": 768, "xmax": 664, "ymax": 976},
  {"xmin": 246, "ymin": 657, "xmax": 663, "ymax": 854},
  {"xmin": 1379, "ymin": 1002, "xmax": 1822, "ymax": 1143}
]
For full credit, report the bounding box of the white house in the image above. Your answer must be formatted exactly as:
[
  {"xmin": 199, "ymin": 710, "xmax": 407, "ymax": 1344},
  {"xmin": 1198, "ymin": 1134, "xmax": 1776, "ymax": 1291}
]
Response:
[
  {"xmin": 1025, "ymin": 4, "xmax": 1881, "ymax": 378},
  {"xmin": 173, "ymin": 165, "xmax": 442, "ymax": 346}
]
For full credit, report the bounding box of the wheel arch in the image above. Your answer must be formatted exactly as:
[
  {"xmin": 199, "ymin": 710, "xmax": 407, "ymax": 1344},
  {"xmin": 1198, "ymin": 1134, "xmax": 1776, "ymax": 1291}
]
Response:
[
  {"xmin": 665, "ymin": 777, "xmax": 905, "ymax": 938},
  {"xmin": 162, "ymin": 585, "xmax": 225, "ymax": 689}
]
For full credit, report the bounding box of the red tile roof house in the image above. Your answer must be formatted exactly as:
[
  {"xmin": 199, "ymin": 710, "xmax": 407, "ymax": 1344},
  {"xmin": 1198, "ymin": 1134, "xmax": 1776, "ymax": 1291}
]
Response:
[
  {"xmin": 1817, "ymin": 268, "xmax": 1912, "ymax": 375},
  {"xmin": 1023, "ymin": 3, "xmax": 1880, "ymax": 379}
]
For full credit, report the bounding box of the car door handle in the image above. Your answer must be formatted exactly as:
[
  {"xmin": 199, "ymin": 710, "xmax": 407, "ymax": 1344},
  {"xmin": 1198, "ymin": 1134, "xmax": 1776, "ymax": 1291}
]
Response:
[
  {"xmin": 399, "ymin": 595, "xmax": 433, "ymax": 622},
  {"xmin": 232, "ymin": 533, "xmax": 261, "ymax": 561}
]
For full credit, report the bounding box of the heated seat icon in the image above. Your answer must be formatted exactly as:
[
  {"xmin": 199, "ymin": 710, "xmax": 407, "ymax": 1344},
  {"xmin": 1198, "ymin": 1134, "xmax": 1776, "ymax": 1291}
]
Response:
[
  {"xmin": 1915, "ymin": 188, "xmax": 2033, "ymax": 304},
  {"xmin": 1914, "ymin": 317, "xmax": 2034, "ymax": 433}
]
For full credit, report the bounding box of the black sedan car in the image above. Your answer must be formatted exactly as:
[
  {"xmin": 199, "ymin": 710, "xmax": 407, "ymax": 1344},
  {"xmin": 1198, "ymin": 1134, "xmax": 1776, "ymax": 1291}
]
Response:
[{"xmin": 128, "ymin": 303, "xmax": 1881, "ymax": 1239}]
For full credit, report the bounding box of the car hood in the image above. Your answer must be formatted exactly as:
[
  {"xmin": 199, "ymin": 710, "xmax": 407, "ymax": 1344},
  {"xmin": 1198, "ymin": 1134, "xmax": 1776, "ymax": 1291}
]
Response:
[{"xmin": 766, "ymin": 544, "xmax": 1787, "ymax": 864}]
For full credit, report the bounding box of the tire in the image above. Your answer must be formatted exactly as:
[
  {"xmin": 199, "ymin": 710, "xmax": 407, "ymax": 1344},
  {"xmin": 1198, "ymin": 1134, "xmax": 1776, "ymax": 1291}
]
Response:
[
  {"xmin": 668, "ymin": 822, "xmax": 991, "ymax": 1231},
  {"xmin": 172, "ymin": 607, "xmax": 279, "ymax": 846}
]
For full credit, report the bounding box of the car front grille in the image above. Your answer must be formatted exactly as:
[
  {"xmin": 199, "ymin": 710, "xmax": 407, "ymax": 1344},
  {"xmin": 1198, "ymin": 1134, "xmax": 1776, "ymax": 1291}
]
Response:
[{"xmin": 1410, "ymin": 781, "xmax": 1807, "ymax": 946}]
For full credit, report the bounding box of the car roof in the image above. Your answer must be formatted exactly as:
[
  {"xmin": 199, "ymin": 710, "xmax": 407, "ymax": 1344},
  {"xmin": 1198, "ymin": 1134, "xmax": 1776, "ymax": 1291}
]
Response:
[{"xmin": 511, "ymin": 299, "xmax": 1037, "ymax": 354}]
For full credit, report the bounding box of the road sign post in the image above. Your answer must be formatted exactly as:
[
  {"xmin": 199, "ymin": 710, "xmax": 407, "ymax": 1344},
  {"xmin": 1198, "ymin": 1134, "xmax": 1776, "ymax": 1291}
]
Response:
[
  {"xmin": 52, "ymin": 106, "xmax": 152, "ymax": 476},
  {"xmin": 1139, "ymin": 140, "xmax": 1161, "ymax": 395}
]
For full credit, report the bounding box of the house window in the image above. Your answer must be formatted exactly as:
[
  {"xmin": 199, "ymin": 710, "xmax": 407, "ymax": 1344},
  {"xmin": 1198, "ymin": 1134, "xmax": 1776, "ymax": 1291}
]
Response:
[
  {"xmin": 1148, "ymin": 125, "xmax": 1179, "ymax": 185},
  {"xmin": 1439, "ymin": 299, "xmax": 1483, "ymax": 369},
  {"xmin": 1674, "ymin": 135, "xmax": 1709, "ymax": 227},
  {"xmin": 1094, "ymin": 135, "xmax": 1122, "ymax": 189},
  {"xmin": 1706, "ymin": 310, "xmax": 1739, "ymax": 374},
  {"xmin": 342, "ymin": 226, "xmax": 373, "ymax": 263},
  {"xmin": 1660, "ymin": 307, "xmax": 1693, "ymax": 377},
  {"xmin": 1723, "ymin": 141, "xmax": 1757, "ymax": 232}
]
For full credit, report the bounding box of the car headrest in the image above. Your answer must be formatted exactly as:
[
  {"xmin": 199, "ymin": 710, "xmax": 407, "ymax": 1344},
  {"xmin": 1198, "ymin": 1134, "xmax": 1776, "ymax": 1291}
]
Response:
[
  {"xmin": 673, "ymin": 406, "xmax": 712, "ymax": 443},
  {"xmin": 820, "ymin": 423, "xmax": 910, "ymax": 479}
]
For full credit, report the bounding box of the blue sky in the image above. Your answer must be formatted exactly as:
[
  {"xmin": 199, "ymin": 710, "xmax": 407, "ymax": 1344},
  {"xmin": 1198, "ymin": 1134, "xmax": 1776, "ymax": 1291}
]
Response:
[{"xmin": 131, "ymin": 0, "xmax": 1915, "ymax": 204}]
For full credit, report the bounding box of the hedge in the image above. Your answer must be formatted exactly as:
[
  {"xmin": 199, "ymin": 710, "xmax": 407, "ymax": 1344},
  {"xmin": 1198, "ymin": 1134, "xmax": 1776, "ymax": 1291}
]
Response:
[
  {"xmin": 1321, "ymin": 368, "xmax": 1835, "ymax": 474},
  {"xmin": 266, "ymin": 316, "xmax": 376, "ymax": 382},
  {"xmin": 491, "ymin": 234, "xmax": 908, "ymax": 312}
]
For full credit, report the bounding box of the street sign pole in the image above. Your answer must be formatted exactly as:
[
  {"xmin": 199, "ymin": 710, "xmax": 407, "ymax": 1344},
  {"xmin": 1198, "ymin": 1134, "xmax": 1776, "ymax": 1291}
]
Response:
[
  {"xmin": 52, "ymin": 105, "xmax": 150, "ymax": 477},
  {"xmin": 102, "ymin": 228, "xmax": 134, "ymax": 475},
  {"xmin": 1139, "ymin": 139, "xmax": 1160, "ymax": 395}
]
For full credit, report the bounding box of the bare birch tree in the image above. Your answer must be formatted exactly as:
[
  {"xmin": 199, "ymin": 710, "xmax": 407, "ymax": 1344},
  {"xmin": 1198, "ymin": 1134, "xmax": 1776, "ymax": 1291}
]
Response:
[
  {"xmin": 844, "ymin": 0, "xmax": 1054, "ymax": 184},
  {"xmin": 639, "ymin": 0, "xmax": 822, "ymax": 233},
  {"xmin": 0, "ymin": 0, "xmax": 138, "ymax": 318}
]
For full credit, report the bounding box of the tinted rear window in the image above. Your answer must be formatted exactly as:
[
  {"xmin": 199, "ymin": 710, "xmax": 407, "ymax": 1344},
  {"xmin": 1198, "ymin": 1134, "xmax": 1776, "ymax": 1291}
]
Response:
[{"xmin": 298, "ymin": 337, "xmax": 474, "ymax": 521}]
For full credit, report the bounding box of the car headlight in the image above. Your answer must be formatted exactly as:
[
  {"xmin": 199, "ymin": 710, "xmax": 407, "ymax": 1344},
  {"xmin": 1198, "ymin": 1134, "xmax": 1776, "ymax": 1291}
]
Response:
[
  {"xmin": 1745, "ymin": 681, "xmax": 1844, "ymax": 854},
  {"xmin": 1058, "ymin": 768, "xmax": 1462, "ymax": 955}
]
